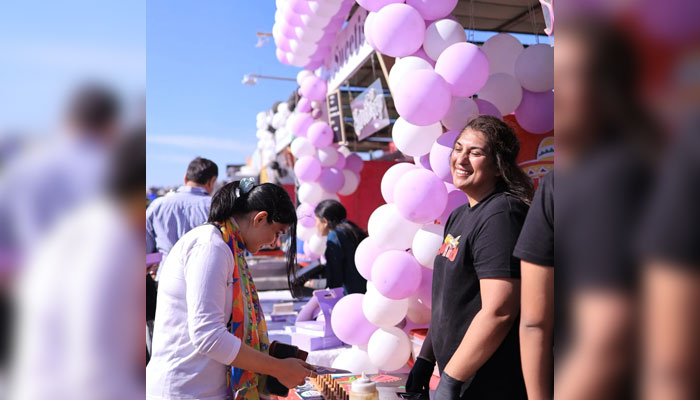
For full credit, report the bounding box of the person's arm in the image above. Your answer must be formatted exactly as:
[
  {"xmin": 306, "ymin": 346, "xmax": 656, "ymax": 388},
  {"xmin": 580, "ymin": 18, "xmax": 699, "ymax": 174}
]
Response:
[
  {"xmin": 146, "ymin": 202, "xmax": 157, "ymax": 254},
  {"xmin": 519, "ymin": 261, "xmax": 554, "ymax": 400},
  {"xmin": 231, "ymin": 344, "xmax": 315, "ymax": 389},
  {"xmin": 324, "ymin": 234, "xmax": 343, "ymax": 289},
  {"xmin": 443, "ymin": 278, "xmax": 520, "ymax": 381}
]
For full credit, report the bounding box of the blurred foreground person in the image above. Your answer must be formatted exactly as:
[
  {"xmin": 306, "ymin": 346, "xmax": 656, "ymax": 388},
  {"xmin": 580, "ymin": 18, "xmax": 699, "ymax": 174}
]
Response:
[
  {"xmin": 407, "ymin": 116, "xmax": 532, "ymax": 399},
  {"xmin": 553, "ymin": 18, "xmax": 659, "ymax": 399},
  {"xmin": 146, "ymin": 180, "xmax": 313, "ymax": 400},
  {"xmin": 9, "ymin": 128, "xmax": 145, "ymax": 400}
]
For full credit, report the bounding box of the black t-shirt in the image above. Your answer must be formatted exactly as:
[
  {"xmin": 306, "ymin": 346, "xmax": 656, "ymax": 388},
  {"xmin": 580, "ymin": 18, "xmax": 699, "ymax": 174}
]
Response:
[
  {"xmin": 514, "ymin": 171, "xmax": 554, "ymax": 266},
  {"xmin": 431, "ymin": 190, "xmax": 528, "ymax": 399},
  {"xmin": 325, "ymin": 229, "xmax": 367, "ymax": 294}
]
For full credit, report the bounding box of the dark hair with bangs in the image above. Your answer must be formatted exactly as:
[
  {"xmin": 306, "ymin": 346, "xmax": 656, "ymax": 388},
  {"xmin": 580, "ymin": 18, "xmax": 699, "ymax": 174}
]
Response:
[
  {"xmin": 208, "ymin": 181, "xmax": 299, "ymax": 296},
  {"xmin": 459, "ymin": 115, "xmax": 534, "ymax": 205}
]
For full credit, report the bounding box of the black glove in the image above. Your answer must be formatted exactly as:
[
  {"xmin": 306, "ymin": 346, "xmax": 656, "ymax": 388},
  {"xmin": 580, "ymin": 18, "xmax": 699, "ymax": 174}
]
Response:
[
  {"xmin": 406, "ymin": 357, "xmax": 435, "ymax": 395},
  {"xmin": 433, "ymin": 372, "xmax": 465, "ymax": 400}
]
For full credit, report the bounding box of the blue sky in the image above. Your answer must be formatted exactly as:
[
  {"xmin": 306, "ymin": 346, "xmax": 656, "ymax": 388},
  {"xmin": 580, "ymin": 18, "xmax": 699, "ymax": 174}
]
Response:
[{"xmin": 147, "ymin": 0, "xmax": 301, "ymax": 187}]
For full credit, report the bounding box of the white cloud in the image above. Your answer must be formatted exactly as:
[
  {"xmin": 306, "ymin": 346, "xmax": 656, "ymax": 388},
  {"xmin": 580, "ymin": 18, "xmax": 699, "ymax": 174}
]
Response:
[{"xmin": 147, "ymin": 134, "xmax": 256, "ymax": 153}]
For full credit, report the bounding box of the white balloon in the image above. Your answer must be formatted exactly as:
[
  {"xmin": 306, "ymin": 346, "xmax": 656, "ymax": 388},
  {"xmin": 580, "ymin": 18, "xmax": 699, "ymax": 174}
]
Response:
[
  {"xmin": 441, "ymin": 97, "xmax": 479, "ymax": 131},
  {"xmin": 362, "ymin": 282, "xmax": 409, "ymax": 328},
  {"xmin": 308, "ymin": 0, "xmax": 343, "ymax": 18},
  {"xmin": 389, "ymin": 56, "xmax": 433, "ymax": 91},
  {"xmin": 514, "ymin": 44, "xmax": 554, "ymax": 92},
  {"xmin": 423, "ymin": 19, "xmax": 467, "ymax": 61},
  {"xmin": 337, "ymin": 146, "xmax": 351, "ymax": 157},
  {"xmin": 295, "ymin": 26, "xmax": 325, "ymax": 44},
  {"xmin": 338, "ymin": 169, "xmax": 360, "ymax": 196},
  {"xmin": 311, "ymin": 100, "xmax": 321, "ymax": 109},
  {"xmin": 297, "ymin": 70, "xmax": 315, "ymax": 86},
  {"xmin": 478, "ymin": 73, "xmax": 523, "ymax": 115},
  {"xmin": 291, "ymin": 137, "xmax": 316, "ymax": 158},
  {"xmin": 298, "ymin": 182, "xmax": 324, "ymax": 204},
  {"xmin": 367, "ymin": 204, "xmax": 422, "ymax": 251},
  {"xmin": 319, "ymin": 190, "xmax": 340, "ymax": 202},
  {"xmin": 271, "ymin": 112, "xmax": 283, "ymax": 129},
  {"xmin": 331, "ymin": 346, "xmax": 378, "ymax": 374},
  {"xmin": 289, "ymin": 39, "xmax": 317, "ymax": 57},
  {"xmin": 406, "ymin": 295, "xmax": 431, "ymax": 324},
  {"xmin": 256, "ymin": 119, "xmax": 267, "ymax": 129},
  {"xmin": 482, "ymin": 33, "xmax": 524, "ymax": 76},
  {"xmin": 412, "ymin": 223, "xmax": 444, "ymax": 269},
  {"xmin": 308, "ymin": 233, "xmax": 327, "ymax": 255},
  {"xmin": 392, "ymin": 117, "xmax": 443, "ymax": 157},
  {"xmin": 300, "ymin": 13, "xmax": 332, "ymax": 30},
  {"xmin": 278, "ymin": 102, "xmax": 290, "ymax": 114},
  {"xmin": 297, "ymin": 223, "xmax": 316, "ymax": 241},
  {"xmin": 317, "ymin": 146, "xmax": 339, "ymax": 167},
  {"xmin": 367, "ymin": 327, "xmax": 411, "ymax": 372},
  {"xmin": 288, "ymin": 52, "xmax": 312, "ymax": 67}
]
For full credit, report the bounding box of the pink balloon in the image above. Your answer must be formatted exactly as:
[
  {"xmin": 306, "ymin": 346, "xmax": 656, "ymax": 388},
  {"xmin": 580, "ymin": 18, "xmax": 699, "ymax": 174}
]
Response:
[
  {"xmin": 290, "ymin": 0, "xmax": 312, "ymax": 15},
  {"xmin": 331, "ymin": 294, "xmax": 378, "ymax": 345},
  {"xmin": 413, "ymin": 153, "xmax": 432, "ymax": 171},
  {"xmin": 276, "ymin": 35, "xmax": 292, "ymax": 52},
  {"xmin": 429, "ymin": 130, "xmax": 459, "ymax": 183},
  {"xmin": 393, "ymin": 69, "xmax": 452, "ymax": 126},
  {"xmin": 319, "ymin": 167, "xmax": 345, "ymax": 193},
  {"xmin": 407, "ymin": 47, "xmax": 436, "ymax": 67},
  {"xmin": 372, "ymin": 250, "xmax": 423, "ymax": 300},
  {"xmin": 303, "ymin": 241, "xmax": 321, "ymax": 259},
  {"xmin": 381, "ymin": 163, "xmax": 416, "ymax": 203},
  {"xmin": 394, "ymin": 169, "xmax": 449, "ymax": 223},
  {"xmin": 304, "ymin": 58, "xmax": 324, "ymax": 70},
  {"xmin": 317, "ymin": 31, "xmax": 337, "ymax": 46},
  {"xmin": 333, "ymin": 152, "xmax": 346, "ymax": 169},
  {"xmin": 307, "ymin": 121, "xmax": 333, "ymax": 147},
  {"xmin": 324, "ymin": 15, "xmax": 345, "ymax": 32},
  {"xmin": 276, "ymin": 48, "xmax": 291, "ymax": 65},
  {"xmin": 415, "ymin": 266, "xmax": 433, "ymax": 308},
  {"xmin": 311, "ymin": 108, "xmax": 323, "ymax": 119},
  {"xmin": 345, "ymin": 153, "xmax": 364, "ymax": 173},
  {"xmin": 300, "ymin": 75, "xmax": 328, "ymax": 102},
  {"xmin": 515, "ymin": 89, "xmax": 554, "ymax": 134},
  {"xmin": 284, "ymin": 8, "xmax": 304, "ymax": 27},
  {"xmin": 290, "ymin": 112, "xmax": 314, "ymax": 136},
  {"xmin": 435, "ymin": 42, "xmax": 489, "ymax": 97},
  {"xmin": 297, "ymin": 97, "xmax": 312, "ymax": 113},
  {"xmin": 356, "ymin": 0, "xmax": 403, "ymax": 12},
  {"xmin": 474, "ymin": 98, "xmax": 502, "ymax": 119},
  {"xmin": 296, "ymin": 203, "xmax": 317, "ymax": 227},
  {"xmin": 406, "ymin": 0, "xmax": 458, "ymax": 20},
  {"xmin": 437, "ymin": 188, "xmax": 469, "ymax": 224},
  {"xmin": 355, "ymin": 238, "xmax": 383, "ymax": 280},
  {"xmin": 294, "ymin": 156, "xmax": 322, "ymax": 182},
  {"xmin": 372, "ymin": 4, "xmax": 425, "ymax": 58},
  {"xmin": 280, "ymin": 22, "xmax": 299, "ymax": 40},
  {"xmin": 364, "ymin": 12, "xmax": 378, "ymax": 49}
]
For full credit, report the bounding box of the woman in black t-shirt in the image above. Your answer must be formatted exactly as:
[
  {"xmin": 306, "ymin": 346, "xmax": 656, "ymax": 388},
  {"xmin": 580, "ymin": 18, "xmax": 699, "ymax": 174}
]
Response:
[{"xmin": 406, "ymin": 116, "xmax": 533, "ymax": 400}]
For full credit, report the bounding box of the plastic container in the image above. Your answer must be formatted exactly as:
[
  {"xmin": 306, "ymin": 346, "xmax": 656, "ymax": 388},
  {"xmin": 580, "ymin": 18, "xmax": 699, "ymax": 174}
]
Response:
[{"xmin": 349, "ymin": 373, "xmax": 379, "ymax": 400}]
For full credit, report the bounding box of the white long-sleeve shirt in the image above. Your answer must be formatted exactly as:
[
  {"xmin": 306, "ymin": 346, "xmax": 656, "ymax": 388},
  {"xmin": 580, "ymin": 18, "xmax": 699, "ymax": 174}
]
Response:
[{"xmin": 146, "ymin": 224, "xmax": 242, "ymax": 400}]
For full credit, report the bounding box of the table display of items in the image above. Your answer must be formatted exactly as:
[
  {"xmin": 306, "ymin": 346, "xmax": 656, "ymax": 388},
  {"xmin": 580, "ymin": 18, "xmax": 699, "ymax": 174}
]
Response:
[
  {"xmin": 288, "ymin": 373, "xmax": 409, "ymax": 400},
  {"xmin": 291, "ymin": 288, "xmax": 345, "ymax": 351}
]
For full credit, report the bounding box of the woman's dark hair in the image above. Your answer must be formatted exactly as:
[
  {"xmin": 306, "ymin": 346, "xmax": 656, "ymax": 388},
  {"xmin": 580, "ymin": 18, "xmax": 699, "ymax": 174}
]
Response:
[
  {"xmin": 459, "ymin": 115, "xmax": 534, "ymax": 205},
  {"xmin": 314, "ymin": 200, "xmax": 367, "ymax": 246},
  {"xmin": 208, "ymin": 181, "xmax": 299, "ymax": 296}
]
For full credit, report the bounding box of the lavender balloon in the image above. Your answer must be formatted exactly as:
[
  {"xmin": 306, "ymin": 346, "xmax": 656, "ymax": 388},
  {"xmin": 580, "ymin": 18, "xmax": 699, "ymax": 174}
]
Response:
[
  {"xmin": 415, "ymin": 265, "xmax": 433, "ymax": 308},
  {"xmin": 437, "ymin": 188, "xmax": 469, "ymax": 224},
  {"xmin": 354, "ymin": 237, "xmax": 383, "ymax": 280},
  {"xmin": 276, "ymin": 48, "xmax": 291, "ymax": 65},
  {"xmin": 356, "ymin": 0, "xmax": 403, "ymax": 12},
  {"xmin": 289, "ymin": 112, "xmax": 314, "ymax": 136},
  {"xmin": 345, "ymin": 153, "xmax": 364, "ymax": 173},
  {"xmin": 300, "ymin": 75, "xmax": 328, "ymax": 102},
  {"xmin": 393, "ymin": 69, "xmax": 452, "ymax": 126},
  {"xmin": 331, "ymin": 294, "xmax": 378, "ymax": 345},
  {"xmin": 429, "ymin": 130, "xmax": 459, "ymax": 183},
  {"xmin": 333, "ymin": 152, "xmax": 346, "ymax": 169},
  {"xmin": 435, "ymin": 42, "xmax": 489, "ymax": 97},
  {"xmin": 413, "ymin": 153, "xmax": 432, "ymax": 171},
  {"xmin": 307, "ymin": 121, "xmax": 334, "ymax": 147},
  {"xmin": 290, "ymin": 0, "xmax": 312, "ymax": 15},
  {"xmin": 372, "ymin": 4, "xmax": 425, "ymax": 58},
  {"xmin": 297, "ymin": 97, "xmax": 312, "ymax": 113},
  {"xmin": 406, "ymin": 0, "xmax": 458, "ymax": 20},
  {"xmin": 294, "ymin": 156, "xmax": 322, "ymax": 182},
  {"xmin": 474, "ymin": 98, "xmax": 503, "ymax": 119},
  {"xmin": 393, "ymin": 169, "xmax": 448, "ymax": 223},
  {"xmin": 515, "ymin": 89, "xmax": 554, "ymax": 134},
  {"xmin": 381, "ymin": 163, "xmax": 416, "ymax": 204},
  {"xmin": 372, "ymin": 250, "xmax": 422, "ymax": 300},
  {"xmin": 319, "ymin": 167, "xmax": 345, "ymax": 193}
]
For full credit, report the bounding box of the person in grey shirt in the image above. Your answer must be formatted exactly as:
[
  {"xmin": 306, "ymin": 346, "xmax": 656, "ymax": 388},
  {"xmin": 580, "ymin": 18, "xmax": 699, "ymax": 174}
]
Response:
[{"xmin": 146, "ymin": 157, "xmax": 218, "ymax": 277}]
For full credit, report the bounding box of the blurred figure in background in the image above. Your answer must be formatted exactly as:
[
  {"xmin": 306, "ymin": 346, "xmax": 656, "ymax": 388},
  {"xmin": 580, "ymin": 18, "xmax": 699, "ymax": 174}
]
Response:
[{"xmin": 10, "ymin": 127, "xmax": 145, "ymax": 400}]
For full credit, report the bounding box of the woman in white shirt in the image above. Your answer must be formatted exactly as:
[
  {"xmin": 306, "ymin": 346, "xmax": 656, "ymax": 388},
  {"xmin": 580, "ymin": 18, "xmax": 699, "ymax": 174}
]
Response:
[{"xmin": 147, "ymin": 179, "xmax": 313, "ymax": 400}]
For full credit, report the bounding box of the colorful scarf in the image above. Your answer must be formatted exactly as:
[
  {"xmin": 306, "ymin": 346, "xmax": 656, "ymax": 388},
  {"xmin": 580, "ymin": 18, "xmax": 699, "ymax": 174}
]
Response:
[{"xmin": 216, "ymin": 220, "xmax": 270, "ymax": 400}]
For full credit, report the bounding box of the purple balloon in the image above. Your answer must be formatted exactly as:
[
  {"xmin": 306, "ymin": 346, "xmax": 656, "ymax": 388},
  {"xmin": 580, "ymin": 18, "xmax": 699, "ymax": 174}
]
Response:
[
  {"xmin": 297, "ymin": 203, "xmax": 317, "ymax": 228},
  {"xmin": 364, "ymin": 12, "xmax": 378, "ymax": 49},
  {"xmin": 437, "ymin": 188, "xmax": 469, "ymax": 224},
  {"xmin": 311, "ymin": 108, "xmax": 323, "ymax": 119},
  {"xmin": 381, "ymin": 163, "xmax": 416, "ymax": 203},
  {"xmin": 355, "ymin": 238, "xmax": 382, "ymax": 280},
  {"xmin": 294, "ymin": 156, "xmax": 322, "ymax": 182},
  {"xmin": 275, "ymin": 35, "xmax": 293, "ymax": 52},
  {"xmin": 300, "ymin": 75, "xmax": 328, "ymax": 102},
  {"xmin": 408, "ymin": 47, "xmax": 436, "ymax": 67},
  {"xmin": 324, "ymin": 15, "xmax": 345, "ymax": 33},
  {"xmin": 373, "ymin": 4, "xmax": 425, "ymax": 57},
  {"xmin": 413, "ymin": 153, "xmax": 432, "ymax": 171},
  {"xmin": 333, "ymin": 152, "xmax": 347, "ymax": 169},
  {"xmin": 474, "ymin": 98, "xmax": 502, "ymax": 119},
  {"xmin": 319, "ymin": 167, "xmax": 345, "ymax": 193},
  {"xmin": 297, "ymin": 97, "xmax": 312, "ymax": 113},
  {"xmin": 429, "ymin": 130, "xmax": 459, "ymax": 183},
  {"xmin": 407, "ymin": 0, "xmax": 458, "ymax": 20},
  {"xmin": 290, "ymin": 0, "xmax": 312, "ymax": 15},
  {"xmin": 331, "ymin": 294, "xmax": 378, "ymax": 345},
  {"xmin": 290, "ymin": 112, "xmax": 314, "ymax": 136},
  {"xmin": 305, "ymin": 59, "xmax": 324, "ymax": 70},
  {"xmin": 393, "ymin": 69, "xmax": 452, "ymax": 126},
  {"xmin": 435, "ymin": 42, "xmax": 489, "ymax": 97},
  {"xmin": 281, "ymin": 22, "xmax": 299, "ymax": 40},
  {"xmin": 307, "ymin": 121, "xmax": 333, "ymax": 147},
  {"xmin": 372, "ymin": 250, "xmax": 423, "ymax": 300},
  {"xmin": 394, "ymin": 169, "xmax": 449, "ymax": 223},
  {"xmin": 415, "ymin": 265, "xmax": 433, "ymax": 308},
  {"xmin": 276, "ymin": 48, "xmax": 291, "ymax": 65},
  {"xmin": 515, "ymin": 89, "xmax": 554, "ymax": 134},
  {"xmin": 345, "ymin": 153, "xmax": 364, "ymax": 173},
  {"xmin": 284, "ymin": 8, "xmax": 304, "ymax": 27},
  {"xmin": 356, "ymin": 0, "xmax": 403, "ymax": 12}
]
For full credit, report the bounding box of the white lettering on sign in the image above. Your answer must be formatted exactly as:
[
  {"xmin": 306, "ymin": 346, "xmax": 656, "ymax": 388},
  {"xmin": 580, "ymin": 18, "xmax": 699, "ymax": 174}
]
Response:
[{"xmin": 350, "ymin": 79, "xmax": 390, "ymax": 141}]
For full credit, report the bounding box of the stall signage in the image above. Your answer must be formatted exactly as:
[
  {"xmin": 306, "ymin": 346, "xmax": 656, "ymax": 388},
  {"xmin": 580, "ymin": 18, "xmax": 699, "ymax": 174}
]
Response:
[
  {"xmin": 324, "ymin": 7, "xmax": 374, "ymax": 93},
  {"xmin": 326, "ymin": 89, "xmax": 345, "ymax": 143},
  {"xmin": 351, "ymin": 78, "xmax": 390, "ymax": 141}
]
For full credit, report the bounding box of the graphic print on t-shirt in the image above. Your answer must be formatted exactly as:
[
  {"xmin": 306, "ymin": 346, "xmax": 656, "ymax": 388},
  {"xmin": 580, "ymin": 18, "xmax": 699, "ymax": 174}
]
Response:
[{"xmin": 438, "ymin": 234, "xmax": 461, "ymax": 262}]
